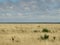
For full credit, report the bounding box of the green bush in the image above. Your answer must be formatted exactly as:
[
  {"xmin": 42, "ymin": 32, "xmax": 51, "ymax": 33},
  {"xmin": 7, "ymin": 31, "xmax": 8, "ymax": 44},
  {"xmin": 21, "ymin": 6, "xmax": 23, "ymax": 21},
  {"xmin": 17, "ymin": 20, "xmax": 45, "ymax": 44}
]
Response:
[
  {"xmin": 42, "ymin": 28, "xmax": 50, "ymax": 32},
  {"xmin": 41, "ymin": 34, "xmax": 49, "ymax": 40}
]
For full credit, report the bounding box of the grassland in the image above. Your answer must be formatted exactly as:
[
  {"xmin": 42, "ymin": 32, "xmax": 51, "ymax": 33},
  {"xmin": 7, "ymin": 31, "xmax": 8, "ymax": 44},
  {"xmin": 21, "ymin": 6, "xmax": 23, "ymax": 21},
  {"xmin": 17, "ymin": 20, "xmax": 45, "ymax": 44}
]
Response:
[{"xmin": 0, "ymin": 24, "xmax": 60, "ymax": 45}]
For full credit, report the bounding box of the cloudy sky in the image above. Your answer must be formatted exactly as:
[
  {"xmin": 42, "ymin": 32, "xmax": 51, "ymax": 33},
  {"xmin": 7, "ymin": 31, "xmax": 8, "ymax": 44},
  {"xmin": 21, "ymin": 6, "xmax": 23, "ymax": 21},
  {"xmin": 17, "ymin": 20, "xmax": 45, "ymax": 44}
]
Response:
[{"xmin": 0, "ymin": 0, "xmax": 60, "ymax": 22}]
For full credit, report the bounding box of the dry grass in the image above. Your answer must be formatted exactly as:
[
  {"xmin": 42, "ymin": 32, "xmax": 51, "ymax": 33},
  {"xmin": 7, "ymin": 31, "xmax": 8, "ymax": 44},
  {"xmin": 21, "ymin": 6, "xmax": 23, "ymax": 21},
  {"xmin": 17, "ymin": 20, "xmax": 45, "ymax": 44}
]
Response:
[{"xmin": 0, "ymin": 24, "xmax": 60, "ymax": 45}]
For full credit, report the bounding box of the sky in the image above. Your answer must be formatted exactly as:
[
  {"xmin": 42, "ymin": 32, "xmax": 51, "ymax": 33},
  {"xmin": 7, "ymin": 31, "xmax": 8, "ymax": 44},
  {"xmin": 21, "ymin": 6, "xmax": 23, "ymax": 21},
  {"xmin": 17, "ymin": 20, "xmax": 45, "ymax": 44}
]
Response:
[{"xmin": 0, "ymin": 0, "xmax": 60, "ymax": 22}]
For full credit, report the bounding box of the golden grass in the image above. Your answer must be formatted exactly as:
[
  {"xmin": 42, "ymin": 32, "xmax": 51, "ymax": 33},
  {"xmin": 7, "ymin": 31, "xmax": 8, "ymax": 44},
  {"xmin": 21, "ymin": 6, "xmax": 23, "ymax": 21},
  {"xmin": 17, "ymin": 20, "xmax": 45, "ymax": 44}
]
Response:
[{"xmin": 0, "ymin": 24, "xmax": 60, "ymax": 45}]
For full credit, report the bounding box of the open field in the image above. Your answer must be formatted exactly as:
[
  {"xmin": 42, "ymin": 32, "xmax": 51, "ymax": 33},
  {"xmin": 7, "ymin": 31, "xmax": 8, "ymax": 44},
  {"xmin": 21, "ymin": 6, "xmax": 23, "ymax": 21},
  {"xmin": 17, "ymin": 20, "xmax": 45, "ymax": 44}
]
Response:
[{"xmin": 0, "ymin": 24, "xmax": 60, "ymax": 45}]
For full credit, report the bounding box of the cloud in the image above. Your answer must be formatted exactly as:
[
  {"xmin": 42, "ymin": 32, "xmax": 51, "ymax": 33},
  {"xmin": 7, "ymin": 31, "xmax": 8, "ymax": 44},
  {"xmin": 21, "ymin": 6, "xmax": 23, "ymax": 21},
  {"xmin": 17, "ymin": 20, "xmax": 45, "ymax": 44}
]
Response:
[{"xmin": 0, "ymin": 0, "xmax": 60, "ymax": 22}]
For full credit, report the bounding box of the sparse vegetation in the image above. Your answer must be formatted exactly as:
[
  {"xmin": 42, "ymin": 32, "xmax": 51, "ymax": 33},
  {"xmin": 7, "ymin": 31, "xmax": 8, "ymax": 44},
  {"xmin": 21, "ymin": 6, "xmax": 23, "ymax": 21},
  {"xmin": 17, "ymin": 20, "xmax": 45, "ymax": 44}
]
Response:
[
  {"xmin": 33, "ymin": 30, "xmax": 40, "ymax": 33},
  {"xmin": 53, "ymin": 36, "xmax": 56, "ymax": 40},
  {"xmin": 11, "ymin": 36, "xmax": 20, "ymax": 42},
  {"xmin": 37, "ymin": 26, "xmax": 40, "ymax": 27},
  {"xmin": 0, "ymin": 24, "xmax": 59, "ymax": 45},
  {"xmin": 41, "ymin": 34, "xmax": 49, "ymax": 40},
  {"xmin": 42, "ymin": 28, "xmax": 50, "ymax": 33},
  {"xmin": 11, "ymin": 37, "xmax": 14, "ymax": 42},
  {"xmin": 1, "ymin": 29, "xmax": 5, "ymax": 32}
]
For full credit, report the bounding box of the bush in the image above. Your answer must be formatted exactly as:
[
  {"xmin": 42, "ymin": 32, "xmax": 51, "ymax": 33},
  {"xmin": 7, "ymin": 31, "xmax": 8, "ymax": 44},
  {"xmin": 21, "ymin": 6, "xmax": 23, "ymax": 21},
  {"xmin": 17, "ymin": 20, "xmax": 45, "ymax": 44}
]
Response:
[
  {"xmin": 33, "ymin": 30, "xmax": 38, "ymax": 32},
  {"xmin": 41, "ymin": 34, "xmax": 49, "ymax": 40},
  {"xmin": 53, "ymin": 36, "xmax": 56, "ymax": 40},
  {"xmin": 33, "ymin": 30, "xmax": 40, "ymax": 33},
  {"xmin": 37, "ymin": 26, "xmax": 40, "ymax": 27},
  {"xmin": 42, "ymin": 28, "xmax": 50, "ymax": 32},
  {"xmin": 1, "ymin": 29, "xmax": 5, "ymax": 32}
]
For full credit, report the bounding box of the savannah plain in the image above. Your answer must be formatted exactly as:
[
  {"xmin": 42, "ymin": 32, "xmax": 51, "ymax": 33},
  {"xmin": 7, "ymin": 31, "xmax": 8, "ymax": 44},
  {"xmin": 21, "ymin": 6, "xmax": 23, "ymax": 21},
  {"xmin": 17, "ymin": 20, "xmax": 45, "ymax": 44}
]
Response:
[{"xmin": 0, "ymin": 24, "xmax": 60, "ymax": 45}]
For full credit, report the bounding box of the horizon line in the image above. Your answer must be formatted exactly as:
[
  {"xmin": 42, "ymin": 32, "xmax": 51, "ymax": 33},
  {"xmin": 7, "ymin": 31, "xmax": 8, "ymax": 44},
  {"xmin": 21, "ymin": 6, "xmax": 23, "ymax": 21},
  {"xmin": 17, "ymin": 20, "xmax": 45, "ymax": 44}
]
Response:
[{"xmin": 0, "ymin": 22, "xmax": 60, "ymax": 24}]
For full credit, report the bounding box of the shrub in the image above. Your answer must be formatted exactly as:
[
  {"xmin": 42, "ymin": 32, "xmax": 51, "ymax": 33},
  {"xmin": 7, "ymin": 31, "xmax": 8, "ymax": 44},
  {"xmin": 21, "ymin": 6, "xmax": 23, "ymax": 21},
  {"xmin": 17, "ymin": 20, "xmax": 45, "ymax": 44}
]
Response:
[
  {"xmin": 37, "ymin": 26, "xmax": 40, "ymax": 27},
  {"xmin": 33, "ymin": 30, "xmax": 38, "ymax": 32},
  {"xmin": 1, "ymin": 29, "xmax": 5, "ymax": 32},
  {"xmin": 53, "ymin": 36, "xmax": 56, "ymax": 40},
  {"xmin": 41, "ymin": 34, "xmax": 49, "ymax": 40},
  {"xmin": 11, "ymin": 37, "xmax": 14, "ymax": 42},
  {"xmin": 33, "ymin": 30, "xmax": 40, "ymax": 33},
  {"xmin": 42, "ymin": 28, "xmax": 50, "ymax": 32}
]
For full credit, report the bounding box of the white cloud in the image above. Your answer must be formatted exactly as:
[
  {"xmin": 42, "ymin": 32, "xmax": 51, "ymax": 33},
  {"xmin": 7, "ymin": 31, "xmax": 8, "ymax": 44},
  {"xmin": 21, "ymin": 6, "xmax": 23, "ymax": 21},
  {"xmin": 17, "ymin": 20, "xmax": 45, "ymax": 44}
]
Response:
[
  {"xmin": 20, "ymin": 0, "xmax": 38, "ymax": 11},
  {"xmin": 0, "ymin": 0, "xmax": 60, "ymax": 22},
  {"xmin": 6, "ymin": 13, "xmax": 12, "ymax": 16},
  {"xmin": 17, "ymin": 13, "xmax": 23, "ymax": 16},
  {"xmin": 24, "ymin": 7, "xmax": 30, "ymax": 11}
]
